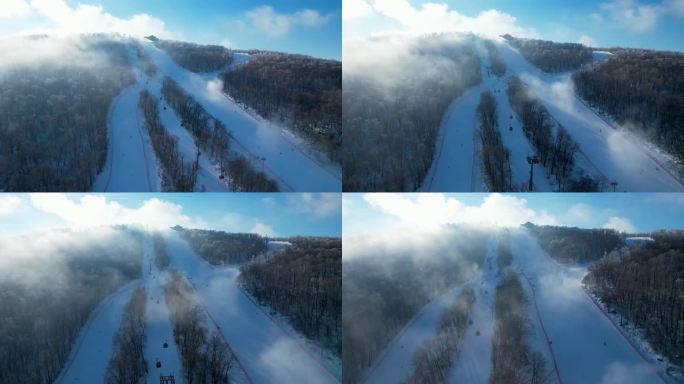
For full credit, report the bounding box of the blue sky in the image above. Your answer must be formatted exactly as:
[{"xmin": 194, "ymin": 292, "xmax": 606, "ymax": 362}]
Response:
[
  {"xmin": 0, "ymin": 193, "xmax": 341, "ymax": 238},
  {"xmin": 344, "ymin": 193, "xmax": 684, "ymax": 237},
  {"xmin": 0, "ymin": 0, "xmax": 341, "ymax": 59},
  {"xmin": 344, "ymin": 0, "xmax": 684, "ymax": 51}
]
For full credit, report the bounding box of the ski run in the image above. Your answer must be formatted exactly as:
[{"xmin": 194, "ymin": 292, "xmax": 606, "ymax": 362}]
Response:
[
  {"xmin": 421, "ymin": 37, "xmax": 684, "ymax": 192},
  {"xmin": 55, "ymin": 231, "xmax": 341, "ymax": 384},
  {"xmin": 93, "ymin": 39, "xmax": 341, "ymax": 192},
  {"xmin": 362, "ymin": 228, "xmax": 668, "ymax": 384}
]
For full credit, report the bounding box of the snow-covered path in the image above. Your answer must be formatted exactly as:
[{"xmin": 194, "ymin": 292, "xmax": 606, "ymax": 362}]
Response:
[
  {"xmin": 141, "ymin": 237, "xmax": 185, "ymax": 383},
  {"xmin": 92, "ymin": 46, "xmax": 161, "ymax": 192},
  {"xmin": 510, "ymin": 228, "xmax": 666, "ymax": 384},
  {"xmin": 421, "ymin": 37, "xmax": 684, "ymax": 192},
  {"xmin": 447, "ymin": 235, "xmax": 499, "ymax": 383},
  {"xmin": 141, "ymin": 41, "xmax": 341, "ymax": 192},
  {"xmin": 162, "ymin": 230, "xmax": 340, "ymax": 384},
  {"xmin": 55, "ymin": 280, "xmax": 140, "ymax": 383}
]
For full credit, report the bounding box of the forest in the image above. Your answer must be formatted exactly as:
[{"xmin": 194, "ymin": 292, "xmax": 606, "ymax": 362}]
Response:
[
  {"xmin": 485, "ymin": 40, "xmax": 506, "ymax": 77},
  {"xmin": 403, "ymin": 288, "xmax": 475, "ymax": 384},
  {"xmin": 154, "ymin": 39, "xmax": 233, "ymax": 73},
  {"xmin": 221, "ymin": 53, "xmax": 342, "ymax": 162},
  {"xmin": 503, "ymin": 35, "xmax": 593, "ymax": 73},
  {"xmin": 342, "ymin": 228, "xmax": 488, "ymax": 384},
  {"xmin": 507, "ymin": 76, "xmax": 597, "ymax": 191},
  {"xmin": 342, "ymin": 34, "xmax": 482, "ymax": 191},
  {"xmin": 105, "ymin": 287, "xmax": 147, "ymax": 384},
  {"xmin": 477, "ymin": 91, "xmax": 512, "ymax": 191},
  {"xmin": 239, "ymin": 237, "xmax": 342, "ymax": 355},
  {"xmin": 139, "ymin": 90, "xmax": 198, "ymax": 191},
  {"xmin": 154, "ymin": 233, "xmax": 171, "ymax": 270},
  {"xmin": 573, "ymin": 49, "xmax": 684, "ymax": 161},
  {"xmin": 0, "ymin": 35, "xmax": 134, "ymax": 191},
  {"xmin": 165, "ymin": 270, "xmax": 235, "ymax": 383},
  {"xmin": 524, "ymin": 223, "xmax": 623, "ymax": 264},
  {"xmin": 583, "ymin": 230, "xmax": 684, "ymax": 366},
  {"xmin": 161, "ymin": 77, "xmax": 278, "ymax": 192},
  {"xmin": 0, "ymin": 227, "xmax": 144, "ymax": 384},
  {"xmin": 177, "ymin": 227, "xmax": 267, "ymax": 265}
]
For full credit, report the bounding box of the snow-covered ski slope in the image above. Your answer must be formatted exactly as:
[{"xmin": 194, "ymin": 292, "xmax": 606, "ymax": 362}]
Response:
[
  {"xmin": 361, "ymin": 229, "xmax": 668, "ymax": 384},
  {"xmin": 94, "ymin": 39, "xmax": 340, "ymax": 192},
  {"xmin": 421, "ymin": 37, "xmax": 684, "ymax": 192},
  {"xmin": 140, "ymin": 40, "xmax": 341, "ymax": 192},
  {"xmin": 92, "ymin": 45, "xmax": 161, "ymax": 192},
  {"xmin": 162, "ymin": 230, "xmax": 341, "ymax": 384}
]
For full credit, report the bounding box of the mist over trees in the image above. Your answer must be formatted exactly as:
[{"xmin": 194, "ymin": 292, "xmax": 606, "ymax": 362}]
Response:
[
  {"xmin": 404, "ymin": 288, "xmax": 475, "ymax": 384},
  {"xmin": 342, "ymin": 34, "xmax": 482, "ymax": 191},
  {"xmin": 503, "ymin": 35, "xmax": 592, "ymax": 73},
  {"xmin": 165, "ymin": 270, "xmax": 235, "ymax": 383},
  {"xmin": 177, "ymin": 227, "xmax": 267, "ymax": 265},
  {"xmin": 477, "ymin": 91, "xmax": 512, "ymax": 191},
  {"xmin": 485, "ymin": 40, "xmax": 506, "ymax": 77},
  {"xmin": 105, "ymin": 287, "xmax": 147, "ymax": 384},
  {"xmin": 524, "ymin": 223, "xmax": 623, "ymax": 264},
  {"xmin": 153, "ymin": 233, "xmax": 171, "ymax": 270},
  {"xmin": 342, "ymin": 227, "xmax": 488, "ymax": 384},
  {"xmin": 240, "ymin": 237, "xmax": 342, "ymax": 355},
  {"xmin": 154, "ymin": 39, "xmax": 233, "ymax": 73},
  {"xmin": 573, "ymin": 49, "xmax": 684, "ymax": 160},
  {"xmin": 139, "ymin": 90, "xmax": 198, "ymax": 191},
  {"xmin": 583, "ymin": 230, "xmax": 684, "ymax": 366},
  {"xmin": 0, "ymin": 35, "xmax": 134, "ymax": 191},
  {"xmin": 507, "ymin": 77, "xmax": 595, "ymax": 191},
  {"xmin": 221, "ymin": 53, "xmax": 342, "ymax": 162},
  {"xmin": 161, "ymin": 77, "xmax": 278, "ymax": 191},
  {"xmin": 0, "ymin": 227, "xmax": 143, "ymax": 384}
]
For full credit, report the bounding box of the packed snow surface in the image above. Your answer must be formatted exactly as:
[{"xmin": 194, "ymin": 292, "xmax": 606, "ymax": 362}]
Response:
[{"xmin": 422, "ymin": 37, "xmax": 684, "ymax": 192}]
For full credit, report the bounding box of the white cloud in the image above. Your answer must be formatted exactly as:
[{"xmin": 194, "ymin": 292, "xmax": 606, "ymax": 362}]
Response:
[
  {"xmin": 345, "ymin": 0, "xmax": 535, "ymax": 39},
  {"xmin": 0, "ymin": 0, "xmax": 31, "ymax": 18},
  {"xmin": 245, "ymin": 6, "xmax": 330, "ymax": 37},
  {"xmin": 0, "ymin": 196, "xmax": 24, "ymax": 215},
  {"xmin": 283, "ymin": 193, "xmax": 341, "ymax": 217},
  {"xmin": 29, "ymin": 194, "xmax": 205, "ymax": 230},
  {"xmin": 669, "ymin": 0, "xmax": 684, "ymax": 16},
  {"xmin": 362, "ymin": 193, "xmax": 557, "ymax": 229},
  {"xmin": 566, "ymin": 203, "xmax": 593, "ymax": 223},
  {"xmin": 578, "ymin": 34, "xmax": 598, "ymax": 47},
  {"xmin": 22, "ymin": 0, "xmax": 171, "ymax": 37},
  {"xmin": 220, "ymin": 38, "xmax": 233, "ymax": 49},
  {"xmin": 603, "ymin": 216, "xmax": 637, "ymax": 233},
  {"xmin": 250, "ymin": 222, "xmax": 276, "ymax": 237},
  {"xmin": 600, "ymin": 0, "xmax": 660, "ymax": 32}
]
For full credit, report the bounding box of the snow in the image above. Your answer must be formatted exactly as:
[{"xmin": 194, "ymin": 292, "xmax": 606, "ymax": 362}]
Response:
[
  {"xmin": 625, "ymin": 237, "xmax": 655, "ymax": 246},
  {"xmin": 592, "ymin": 51, "xmax": 614, "ymax": 62},
  {"xmin": 141, "ymin": 236, "xmax": 185, "ymax": 383},
  {"xmin": 92, "ymin": 45, "xmax": 161, "ymax": 192},
  {"xmin": 140, "ymin": 40, "xmax": 341, "ymax": 192},
  {"xmin": 509, "ymin": 228, "xmax": 666, "ymax": 384},
  {"xmin": 162, "ymin": 230, "xmax": 340, "ymax": 384},
  {"xmin": 267, "ymin": 240, "xmax": 292, "ymax": 251},
  {"xmin": 55, "ymin": 280, "xmax": 141, "ymax": 383},
  {"xmin": 421, "ymin": 37, "xmax": 684, "ymax": 192}
]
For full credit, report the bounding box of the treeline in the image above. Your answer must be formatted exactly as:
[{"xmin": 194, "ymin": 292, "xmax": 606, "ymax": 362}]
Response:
[
  {"xmin": 154, "ymin": 233, "xmax": 170, "ymax": 270},
  {"xmin": 524, "ymin": 223, "xmax": 623, "ymax": 264},
  {"xmin": 0, "ymin": 35, "xmax": 134, "ymax": 191},
  {"xmin": 491, "ymin": 272, "xmax": 552, "ymax": 384},
  {"xmin": 155, "ymin": 40, "xmax": 233, "ymax": 73},
  {"xmin": 105, "ymin": 287, "xmax": 147, "ymax": 384},
  {"xmin": 573, "ymin": 49, "xmax": 684, "ymax": 160},
  {"xmin": 478, "ymin": 91, "xmax": 512, "ymax": 191},
  {"xmin": 485, "ymin": 40, "xmax": 506, "ymax": 77},
  {"xmin": 162, "ymin": 77, "xmax": 278, "ymax": 191},
  {"xmin": 240, "ymin": 237, "xmax": 341, "ymax": 355},
  {"xmin": 342, "ymin": 35, "xmax": 482, "ymax": 191},
  {"xmin": 135, "ymin": 43, "xmax": 157, "ymax": 77},
  {"xmin": 165, "ymin": 270, "xmax": 235, "ymax": 383},
  {"xmin": 503, "ymin": 34, "xmax": 592, "ymax": 73},
  {"xmin": 177, "ymin": 227, "xmax": 267, "ymax": 265},
  {"xmin": 342, "ymin": 228, "xmax": 488, "ymax": 384},
  {"xmin": 404, "ymin": 288, "xmax": 475, "ymax": 384},
  {"xmin": 221, "ymin": 53, "xmax": 341, "ymax": 162},
  {"xmin": 139, "ymin": 90, "xmax": 198, "ymax": 191},
  {"xmin": 507, "ymin": 76, "xmax": 598, "ymax": 191},
  {"xmin": 583, "ymin": 230, "xmax": 684, "ymax": 365},
  {"xmin": 0, "ymin": 228, "xmax": 143, "ymax": 384}
]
